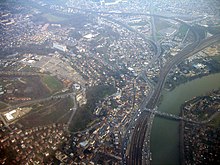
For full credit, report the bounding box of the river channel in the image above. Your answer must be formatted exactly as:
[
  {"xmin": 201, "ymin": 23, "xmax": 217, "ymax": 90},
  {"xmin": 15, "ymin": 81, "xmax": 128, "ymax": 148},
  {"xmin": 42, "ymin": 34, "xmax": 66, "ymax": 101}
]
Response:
[{"xmin": 150, "ymin": 73, "xmax": 220, "ymax": 165}]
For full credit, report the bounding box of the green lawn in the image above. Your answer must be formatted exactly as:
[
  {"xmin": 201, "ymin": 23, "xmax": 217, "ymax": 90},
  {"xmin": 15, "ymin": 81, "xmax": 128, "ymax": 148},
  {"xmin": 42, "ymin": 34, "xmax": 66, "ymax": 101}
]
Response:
[
  {"xmin": 210, "ymin": 113, "xmax": 220, "ymax": 128},
  {"xmin": 207, "ymin": 26, "xmax": 220, "ymax": 35},
  {"xmin": 178, "ymin": 24, "xmax": 189, "ymax": 37},
  {"xmin": 128, "ymin": 21, "xmax": 148, "ymax": 27},
  {"xmin": 41, "ymin": 75, "xmax": 63, "ymax": 93},
  {"xmin": 42, "ymin": 13, "xmax": 68, "ymax": 23},
  {"xmin": 154, "ymin": 18, "xmax": 172, "ymax": 31},
  {"xmin": 211, "ymin": 55, "xmax": 220, "ymax": 63}
]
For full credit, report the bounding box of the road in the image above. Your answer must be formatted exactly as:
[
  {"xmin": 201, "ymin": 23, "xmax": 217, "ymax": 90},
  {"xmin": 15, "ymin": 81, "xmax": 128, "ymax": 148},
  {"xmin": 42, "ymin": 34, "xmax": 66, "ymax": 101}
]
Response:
[
  {"xmin": 147, "ymin": 33, "xmax": 220, "ymax": 109},
  {"xmin": 126, "ymin": 110, "xmax": 149, "ymax": 165},
  {"xmin": 0, "ymin": 71, "xmax": 46, "ymax": 76},
  {"xmin": 144, "ymin": 108, "xmax": 199, "ymax": 124},
  {"xmin": 67, "ymin": 91, "xmax": 78, "ymax": 130}
]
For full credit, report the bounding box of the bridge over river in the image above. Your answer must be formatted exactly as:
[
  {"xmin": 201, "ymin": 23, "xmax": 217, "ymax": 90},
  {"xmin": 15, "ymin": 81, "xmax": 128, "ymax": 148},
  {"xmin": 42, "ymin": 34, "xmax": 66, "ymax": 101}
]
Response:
[{"xmin": 144, "ymin": 108, "xmax": 198, "ymax": 124}]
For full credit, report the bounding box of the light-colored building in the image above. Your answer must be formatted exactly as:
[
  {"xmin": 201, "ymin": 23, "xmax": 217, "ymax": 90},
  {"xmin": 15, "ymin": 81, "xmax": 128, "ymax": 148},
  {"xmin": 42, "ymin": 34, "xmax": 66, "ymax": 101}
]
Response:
[
  {"xmin": 4, "ymin": 110, "xmax": 16, "ymax": 121},
  {"xmin": 76, "ymin": 88, "xmax": 87, "ymax": 107},
  {"xmin": 53, "ymin": 43, "xmax": 67, "ymax": 52}
]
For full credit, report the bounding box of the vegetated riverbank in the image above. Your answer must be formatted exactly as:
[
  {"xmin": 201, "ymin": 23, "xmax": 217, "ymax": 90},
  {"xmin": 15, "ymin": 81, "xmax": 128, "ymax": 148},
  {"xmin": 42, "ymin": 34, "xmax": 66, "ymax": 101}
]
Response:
[{"xmin": 165, "ymin": 55, "xmax": 220, "ymax": 91}]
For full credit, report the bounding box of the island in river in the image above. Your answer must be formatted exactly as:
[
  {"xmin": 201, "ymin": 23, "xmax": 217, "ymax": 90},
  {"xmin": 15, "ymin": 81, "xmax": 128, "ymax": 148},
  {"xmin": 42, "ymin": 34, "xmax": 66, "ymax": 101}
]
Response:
[{"xmin": 181, "ymin": 89, "xmax": 220, "ymax": 165}]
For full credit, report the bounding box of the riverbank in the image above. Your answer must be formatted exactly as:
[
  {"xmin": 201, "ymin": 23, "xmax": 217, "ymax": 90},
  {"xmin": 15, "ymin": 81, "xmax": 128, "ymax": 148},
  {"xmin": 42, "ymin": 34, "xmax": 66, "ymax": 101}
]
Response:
[
  {"xmin": 165, "ymin": 70, "xmax": 220, "ymax": 92},
  {"xmin": 164, "ymin": 54, "xmax": 220, "ymax": 91}
]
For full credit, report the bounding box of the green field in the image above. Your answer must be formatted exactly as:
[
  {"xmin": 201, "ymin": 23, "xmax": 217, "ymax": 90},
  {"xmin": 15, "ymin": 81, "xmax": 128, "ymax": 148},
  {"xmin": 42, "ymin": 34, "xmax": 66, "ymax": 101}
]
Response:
[
  {"xmin": 207, "ymin": 26, "xmax": 220, "ymax": 35},
  {"xmin": 128, "ymin": 21, "xmax": 148, "ymax": 27},
  {"xmin": 42, "ymin": 13, "xmax": 68, "ymax": 23},
  {"xmin": 154, "ymin": 18, "xmax": 172, "ymax": 31},
  {"xmin": 210, "ymin": 113, "xmax": 220, "ymax": 128},
  {"xmin": 211, "ymin": 54, "xmax": 220, "ymax": 63},
  {"xmin": 41, "ymin": 75, "xmax": 63, "ymax": 93},
  {"xmin": 178, "ymin": 24, "xmax": 189, "ymax": 37}
]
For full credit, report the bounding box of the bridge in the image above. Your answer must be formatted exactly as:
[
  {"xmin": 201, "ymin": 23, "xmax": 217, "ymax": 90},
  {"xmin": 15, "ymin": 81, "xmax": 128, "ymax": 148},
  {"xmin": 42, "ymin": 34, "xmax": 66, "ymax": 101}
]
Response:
[{"xmin": 144, "ymin": 108, "xmax": 198, "ymax": 123}]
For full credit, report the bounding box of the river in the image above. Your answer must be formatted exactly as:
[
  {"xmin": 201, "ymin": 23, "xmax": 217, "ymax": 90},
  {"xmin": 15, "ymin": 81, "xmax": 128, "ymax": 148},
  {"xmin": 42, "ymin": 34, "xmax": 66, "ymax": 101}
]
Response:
[{"xmin": 150, "ymin": 73, "xmax": 220, "ymax": 165}]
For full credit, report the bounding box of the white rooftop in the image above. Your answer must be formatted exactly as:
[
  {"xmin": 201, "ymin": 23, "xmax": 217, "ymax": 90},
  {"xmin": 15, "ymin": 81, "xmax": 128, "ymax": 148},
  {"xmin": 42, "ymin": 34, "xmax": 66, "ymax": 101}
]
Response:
[
  {"xmin": 83, "ymin": 33, "xmax": 93, "ymax": 39},
  {"xmin": 4, "ymin": 109, "xmax": 16, "ymax": 121}
]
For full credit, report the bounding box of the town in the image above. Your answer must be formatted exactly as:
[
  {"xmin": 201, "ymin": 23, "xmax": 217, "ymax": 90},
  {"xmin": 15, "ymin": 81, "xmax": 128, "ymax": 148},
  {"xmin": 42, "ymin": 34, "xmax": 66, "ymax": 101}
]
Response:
[{"xmin": 0, "ymin": 0, "xmax": 220, "ymax": 164}]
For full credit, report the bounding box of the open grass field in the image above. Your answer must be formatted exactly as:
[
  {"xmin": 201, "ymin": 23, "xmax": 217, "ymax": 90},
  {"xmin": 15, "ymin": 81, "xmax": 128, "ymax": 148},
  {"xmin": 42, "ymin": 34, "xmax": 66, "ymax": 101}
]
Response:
[
  {"xmin": 177, "ymin": 24, "xmax": 189, "ymax": 37},
  {"xmin": 42, "ymin": 13, "xmax": 68, "ymax": 23},
  {"xmin": 154, "ymin": 18, "xmax": 172, "ymax": 32},
  {"xmin": 210, "ymin": 113, "xmax": 220, "ymax": 128},
  {"xmin": 41, "ymin": 75, "xmax": 63, "ymax": 93},
  {"xmin": 211, "ymin": 54, "xmax": 220, "ymax": 63}
]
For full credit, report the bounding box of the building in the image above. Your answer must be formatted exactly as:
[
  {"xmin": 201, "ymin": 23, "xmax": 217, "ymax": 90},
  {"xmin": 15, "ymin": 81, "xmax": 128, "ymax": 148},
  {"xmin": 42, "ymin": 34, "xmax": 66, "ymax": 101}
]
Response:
[
  {"xmin": 53, "ymin": 43, "xmax": 67, "ymax": 52},
  {"xmin": 4, "ymin": 110, "xmax": 17, "ymax": 121},
  {"xmin": 76, "ymin": 88, "xmax": 87, "ymax": 107}
]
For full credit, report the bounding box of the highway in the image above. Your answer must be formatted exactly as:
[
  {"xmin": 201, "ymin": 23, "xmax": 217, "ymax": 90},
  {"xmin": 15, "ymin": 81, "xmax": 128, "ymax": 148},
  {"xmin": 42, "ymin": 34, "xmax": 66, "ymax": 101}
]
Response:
[
  {"xmin": 0, "ymin": 71, "xmax": 46, "ymax": 76},
  {"xmin": 126, "ymin": 110, "xmax": 150, "ymax": 165},
  {"xmin": 118, "ymin": 10, "xmax": 200, "ymax": 165},
  {"xmin": 147, "ymin": 33, "xmax": 220, "ymax": 109}
]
